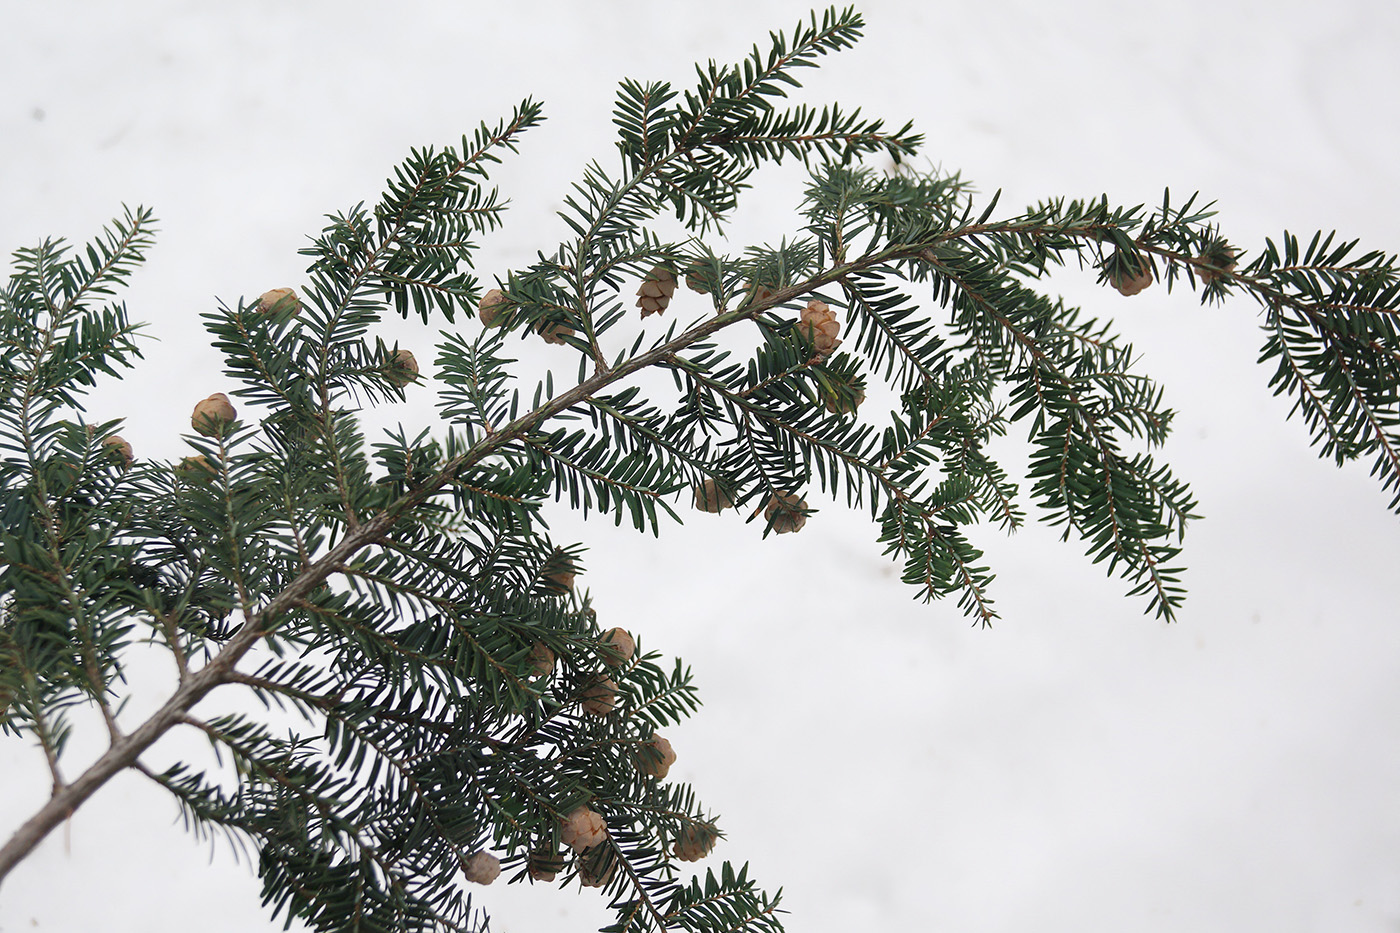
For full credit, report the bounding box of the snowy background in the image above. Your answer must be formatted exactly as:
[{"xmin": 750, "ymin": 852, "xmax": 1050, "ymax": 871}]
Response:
[{"xmin": 3, "ymin": 1, "xmax": 1399, "ymax": 931}]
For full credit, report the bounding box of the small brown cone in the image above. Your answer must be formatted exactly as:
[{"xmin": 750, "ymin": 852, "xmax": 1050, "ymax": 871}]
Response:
[
  {"xmin": 693, "ymin": 478, "xmax": 733, "ymax": 513},
  {"xmin": 673, "ymin": 822, "xmax": 718, "ymax": 862},
  {"xmin": 385, "ymin": 349, "xmax": 419, "ymax": 388},
  {"xmin": 1194, "ymin": 243, "xmax": 1238, "ymax": 284},
  {"xmin": 764, "ymin": 492, "xmax": 808, "ymax": 534},
  {"xmin": 101, "ymin": 435, "xmax": 134, "ymax": 469},
  {"xmin": 256, "ymin": 287, "xmax": 300, "ymax": 316},
  {"xmin": 461, "ymin": 851, "xmax": 501, "ymax": 885},
  {"xmin": 191, "ymin": 394, "xmax": 236, "ymax": 435},
  {"xmin": 744, "ymin": 282, "xmax": 778, "ymax": 308},
  {"xmin": 478, "ymin": 288, "xmax": 510, "ymax": 327},
  {"xmin": 578, "ymin": 845, "xmax": 617, "ymax": 888},
  {"xmin": 684, "ymin": 261, "xmax": 715, "ymax": 295},
  {"xmin": 797, "ymin": 300, "xmax": 841, "ymax": 358},
  {"xmin": 560, "ymin": 806, "xmax": 608, "ymax": 852},
  {"xmin": 636, "ymin": 266, "xmax": 678, "ymax": 318},
  {"xmin": 536, "ymin": 320, "xmax": 575, "ymax": 345},
  {"xmin": 636, "ymin": 734, "xmax": 676, "ymax": 780},
  {"xmin": 542, "ymin": 549, "xmax": 577, "ymax": 592},
  {"xmin": 528, "ymin": 847, "xmax": 565, "ymax": 883},
  {"xmin": 580, "ymin": 676, "xmax": 617, "ymax": 717},
  {"xmin": 528, "ymin": 642, "xmax": 556, "ymax": 679},
  {"xmin": 823, "ymin": 386, "xmax": 865, "ymax": 416},
  {"xmin": 1108, "ymin": 252, "xmax": 1154, "ymax": 297},
  {"xmin": 599, "ymin": 628, "xmax": 635, "ymax": 667},
  {"xmin": 176, "ymin": 455, "xmax": 216, "ymax": 482}
]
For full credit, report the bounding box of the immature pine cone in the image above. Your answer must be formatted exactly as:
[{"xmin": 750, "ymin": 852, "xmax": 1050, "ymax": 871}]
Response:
[
  {"xmin": 797, "ymin": 300, "xmax": 841, "ymax": 358},
  {"xmin": 580, "ymin": 676, "xmax": 618, "ymax": 717},
  {"xmin": 693, "ymin": 478, "xmax": 733, "ymax": 513},
  {"xmin": 560, "ymin": 806, "xmax": 608, "ymax": 852},
  {"xmin": 636, "ymin": 265, "xmax": 678, "ymax": 318},
  {"xmin": 385, "ymin": 349, "xmax": 419, "ymax": 388},
  {"xmin": 673, "ymin": 822, "xmax": 718, "ymax": 862},
  {"xmin": 191, "ymin": 393, "xmax": 236, "ymax": 435},
  {"xmin": 1108, "ymin": 251, "xmax": 1154, "ymax": 297},
  {"xmin": 599, "ymin": 628, "xmax": 635, "ymax": 667},
  {"xmin": 478, "ymin": 288, "xmax": 509, "ymax": 327},
  {"xmin": 256, "ymin": 287, "xmax": 300, "ymax": 316},
  {"xmin": 764, "ymin": 492, "xmax": 808, "ymax": 534},
  {"xmin": 462, "ymin": 851, "xmax": 501, "ymax": 885},
  {"xmin": 102, "ymin": 435, "xmax": 133, "ymax": 469},
  {"xmin": 636, "ymin": 734, "xmax": 676, "ymax": 780}
]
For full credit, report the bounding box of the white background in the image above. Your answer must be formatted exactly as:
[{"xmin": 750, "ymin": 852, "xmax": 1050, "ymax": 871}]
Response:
[{"xmin": 2, "ymin": 2, "xmax": 1399, "ymax": 931}]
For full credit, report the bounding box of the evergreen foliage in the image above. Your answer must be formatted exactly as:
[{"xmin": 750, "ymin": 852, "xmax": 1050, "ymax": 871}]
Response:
[{"xmin": 2, "ymin": 7, "xmax": 1398, "ymax": 931}]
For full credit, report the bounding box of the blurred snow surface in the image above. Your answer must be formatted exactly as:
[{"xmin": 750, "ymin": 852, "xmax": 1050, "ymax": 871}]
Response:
[{"xmin": 2, "ymin": 1, "xmax": 1399, "ymax": 931}]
